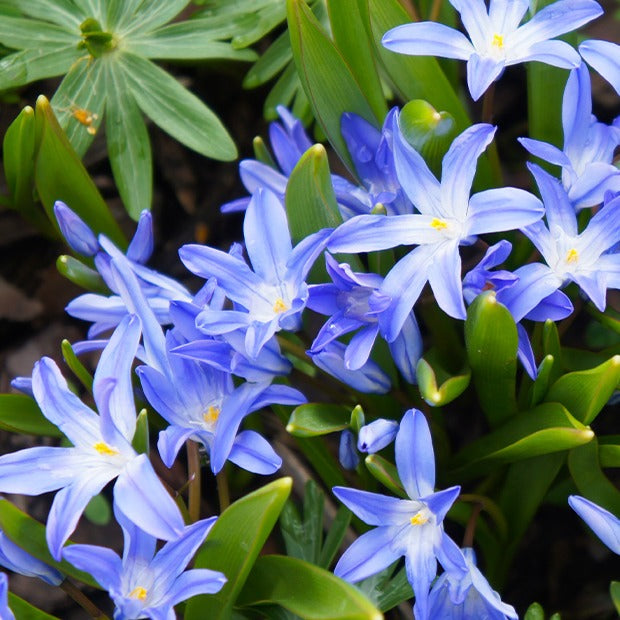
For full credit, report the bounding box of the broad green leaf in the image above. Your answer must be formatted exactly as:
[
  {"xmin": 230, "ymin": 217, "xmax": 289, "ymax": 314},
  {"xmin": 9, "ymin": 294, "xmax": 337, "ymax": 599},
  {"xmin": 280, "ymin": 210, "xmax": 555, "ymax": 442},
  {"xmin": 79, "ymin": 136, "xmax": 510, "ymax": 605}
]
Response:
[
  {"xmin": 0, "ymin": 395, "xmax": 61, "ymax": 437},
  {"xmin": 105, "ymin": 0, "xmax": 144, "ymax": 30},
  {"xmin": 529, "ymin": 354, "xmax": 554, "ymax": 406},
  {"xmin": 51, "ymin": 55, "xmax": 106, "ymax": 158},
  {"xmin": 464, "ymin": 292, "xmax": 518, "ymax": 426},
  {"xmin": 105, "ymin": 61, "xmax": 152, "ymax": 220},
  {"xmin": 0, "ymin": 16, "xmax": 74, "ymax": 48},
  {"xmin": 450, "ymin": 402, "xmax": 593, "ymax": 480},
  {"xmin": 8, "ymin": 593, "xmax": 59, "ymax": 620},
  {"xmin": 56, "ymin": 255, "xmax": 109, "ymax": 294},
  {"xmin": 365, "ymin": 454, "xmax": 406, "ymax": 498},
  {"xmin": 286, "ymin": 403, "xmax": 350, "ymax": 437},
  {"xmin": 186, "ymin": 478, "xmax": 292, "ymax": 619},
  {"xmin": 61, "ymin": 339, "xmax": 94, "ymax": 392},
  {"xmin": 327, "ymin": 0, "xmax": 387, "ymax": 122},
  {"xmin": 231, "ymin": 3, "xmax": 287, "ymax": 48},
  {"xmin": 364, "ymin": 0, "xmax": 470, "ymax": 131},
  {"xmin": 33, "ymin": 96, "xmax": 126, "ymax": 249},
  {"xmin": 0, "ymin": 500, "xmax": 97, "ymax": 587},
  {"xmin": 544, "ymin": 355, "xmax": 620, "ymax": 424},
  {"xmin": 611, "ymin": 582, "xmax": 620, "ymax": 615},
  {"xmin": 243, "ymin": 30, "xmax": 290, "ymax": 88},
  {"xmin": 120, "ymin": 0, "xmax": 192, "ymax": 35},
  {"xmin": 120, "ymin": 52, "xmax": 237, "ymax": 161},
  {"xmin": 599, "ymin": 443, "xmax": 620, "ymax": 468},
  {"xmin": 568, "ymin": 439, "xmax": 620, "ymax": 515},
  {"xmin": 0, "ymin": 0, "xmax": 84, "ymax": 28},
  {"xmin": 374, "ymin": 567, "xmax": 412, "ymax": 612},
  {"xmin": 416, "ymin": 355, "xmax": 470, "ymax": 407},
  {"xmin": 287, "ymin": 0, "xmax": 378, "ymax": 172},
  {"xmin": 237, "ymin": 555, "xmax": 383, "ymax": 619}
]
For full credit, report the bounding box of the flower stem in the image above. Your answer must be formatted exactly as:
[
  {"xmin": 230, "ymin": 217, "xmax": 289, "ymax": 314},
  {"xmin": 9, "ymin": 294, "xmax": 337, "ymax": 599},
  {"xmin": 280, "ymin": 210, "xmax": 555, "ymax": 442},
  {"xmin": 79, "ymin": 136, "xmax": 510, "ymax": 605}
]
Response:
[
  {"xmin": 216, "ymin": 468, "xmax": 230, "ymax": 512},
  {"xmin": 187, "ymin": 440, "xmax": 202, "ymax": 523},
  {"xmin": 398, "ymin": 0, "xmax": 420, "ymax": 21},
  {"xmin": 60, "ymin": 580, "xmax": 109, "ymax": 619},
  {"xmin": 463, "ymin": 502, "xmax": 483, "ymax": 547},
  {"xmin": 481, "ymin": 84, "xmax": 495, "ymax": 124},
  {"xmin": 429, "ymin": 0, "xmax": 443, "ymax": 21}
]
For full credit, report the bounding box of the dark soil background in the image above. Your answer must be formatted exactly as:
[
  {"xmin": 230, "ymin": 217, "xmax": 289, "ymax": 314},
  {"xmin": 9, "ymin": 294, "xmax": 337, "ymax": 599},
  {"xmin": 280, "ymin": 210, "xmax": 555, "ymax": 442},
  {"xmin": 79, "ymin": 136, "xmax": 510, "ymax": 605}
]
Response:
[{"xmin": 0, "ymin": 3, "xmax": 618, "ymax": 618}]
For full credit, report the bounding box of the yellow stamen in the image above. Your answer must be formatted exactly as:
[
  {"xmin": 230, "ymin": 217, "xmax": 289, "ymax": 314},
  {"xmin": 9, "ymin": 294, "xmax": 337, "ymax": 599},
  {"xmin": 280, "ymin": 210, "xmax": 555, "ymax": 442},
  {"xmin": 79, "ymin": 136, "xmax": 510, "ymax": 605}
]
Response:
[
  {"xmin": 492, "ymin": 33, "xmax": 504, "ymax": 49},
  {"xmin": 430, "ymin": 218, "xmax": 448, "ymax": 231},
  {"xmin": 410, "ymin": 511, "xmax": 429, "ymax": 526},
  {"xmin": 273, "ymin": 297, "xmax": 288, "ymax": 313},
  {"xmin": 129, "ymin": 586, "xmax": 147, "ymax": 600},
  {"xmin": 565, "ymin": 248, "xmax": 579, "ymax": 263},
  {"xmin": 93, "ymin": 442, "xmax": 119, "ymax": 456},
  {"xmin": 203, "ymin": 406, "xmax": 220, "ymax": 425}
]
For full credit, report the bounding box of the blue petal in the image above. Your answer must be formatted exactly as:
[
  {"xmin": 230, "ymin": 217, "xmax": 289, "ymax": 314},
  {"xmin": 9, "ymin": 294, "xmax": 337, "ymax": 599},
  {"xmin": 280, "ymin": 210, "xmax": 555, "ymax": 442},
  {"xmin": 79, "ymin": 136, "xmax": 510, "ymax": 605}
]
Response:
[
  {"xmin": 513, "ymin": 39, "xmax": 581, "ymax": 69},
  {"xmin": 334, "ymin": 526, "xmax": 402, "ymax": 583},
  {"xmin": 382, "ymin": 22, "xmax": 474, "ymax": 60},
  {"xmin": 166, "ymin": 568, "xmax": 227, "ymax": 606},
  {"xmin": 0, "ymin": 530, "xmax": 63, "ymax": 585},
  {"xmin": 466, "ymin": 54, "xmax": 504, "ymax": 101},
  {"xmin": 517, "ymin": 323, "xmax": 538, "ymax": 380},
  {"xmin": 454, "ymin": 0, "xmax": 491, "ymax": 49},
  {"xmin": 113, "ymin": 503, "xmax": 157, "ymax": 572},
  {"xmin": 529, "ymin": 163, "xmax": 578, "ymax": 235},
  {"xmin": 114, "ymin": 454, "xmax": 185, "ymax": 541},
  {"xmin": 341, "ymin": 112, "xmax": 382, "ymax": 185},
  {"xmin": 406, "ymin": 536, "xmax": 437, "ymax": 620},
  {"xmin": 286, "ymin": 227, "xmax": 332, "ymax": 284},
  {"xmin": 157, "ymin": 426, "xmax": 196, "ymax": 468},
  {"xmin": 239, "ymin": 159, "xmax": 288, "ymax": 197},
  {"xmin": 345, "ymin": 324, "xmax": 379, "ymax": 370},
  {"xmin": 580, "ymin": 39, "xmax": 620, "ymax": 95},
  {"xmin": 333, "ymin": 487, "xmax": 420, "ymax": 525},
  {"xmin": 228, "ymin": 430, "xmax": 282, "ymax": 474},
  {"xmin": 62, "ymin": 544, "xmax": 122, "ymax": 591},
  {"xmin": 569, "ymin": 495, "xmax": 620, "ymax": 554},
  {"xmin": 424, "ymin": 486, "xmax": 461, "ymax": 523},
  {"xmin": 580, "ymin": 194, "xmax": 620, "ymax": 257},
  {"xmin": 518, "ymin": 137, "xmax": 571, "ymax": 168},
  {"xmin": 568, "ymin": 163, "xmax": 620, "ymax": 209},
  {"xmin": 396, "ymin": 409, "xmax": 435, "ymax": 499},
  {"xmin": 126, "ymin": 210, "xmax": 154, "ymax": 263},
  {"xmin": 137, "ymin": 365, "xmax": 182, "ymax": 426},
  {"xmin": 427, "ymin": 241, "xmax": 466, "ymax": 319},
  {"xmin": 388, "ymin": 313, "xmax": 423, "ymax": 383},
  {"xmin": 489, "ymin": 0, "xmax": 529, "ymax": 32},
  {"xmin": 563, "ymin": 64, "xmax": 592, "ymax": 156},
  {"xmin": 0, "ymin": 573, "xmax": 15, "ymax": 620},
  {"xmin": 357, "ymin": 419, "xmax": 399, "ymax": 454},
  {"xmin": 53, "ymin": 201, "xmax": 98, "ymax": 257}
]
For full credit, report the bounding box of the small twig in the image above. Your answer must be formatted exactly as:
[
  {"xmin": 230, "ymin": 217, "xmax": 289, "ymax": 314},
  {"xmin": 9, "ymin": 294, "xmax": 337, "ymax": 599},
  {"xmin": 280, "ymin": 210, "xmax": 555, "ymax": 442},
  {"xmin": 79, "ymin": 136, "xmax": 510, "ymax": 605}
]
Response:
[
  {"xmin": 60, "ymin": 580, "xmax": 109, "ymax": 619},
  {"xmin": 429, "ymin": 0, "xmax": 443, "ymax": 21}
]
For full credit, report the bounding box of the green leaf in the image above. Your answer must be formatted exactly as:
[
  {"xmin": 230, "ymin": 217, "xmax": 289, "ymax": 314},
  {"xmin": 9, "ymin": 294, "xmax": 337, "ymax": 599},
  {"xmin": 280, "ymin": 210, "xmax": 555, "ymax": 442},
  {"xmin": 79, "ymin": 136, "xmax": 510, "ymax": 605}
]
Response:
[
  {"xmin": 416, "ymin": 355, "xmax": 470, "ymax": 407},
  {"xmin": 319, "ymin": 505, "xmax": 352, "ymax": 569},
  {"xmin": 568, "ymin": 439, "xmax": 620, "ymax": 515},
  {"xmin": 286, "ymin": 403, "xmax": 350, "ymax": 437},
  {"xmin": 120, "ymin": 0, "xmax": 192, "ymax": 34},
  {"xmin": 0, "ymin": 0, "xmax": 84, "ymax": 28},
  {"xmin": 544, "ymin": 355, "xmax": 620, "ymax": 424},
  {"xmin": 0, "ymin": 500, "xmax": 97, "ymax": 587},
  {"xmin": 599, "ymin": 443, "xmax": 620, "ymax": 468},
  {"xmin": 105, "ymin": 61, "xmax": 152, "ymax": 220},
  {"xmin": 610, "ymin": 582, "xmax": 620, "ymax": 615},
  {"xmin": 364, "ymin": 454, "xmax": 406, "ymax": 498},
  {"xmin": 327, "ymin": 0, "xmax": 387, "ymax": 122},
  {"xmin": 529, "ymin": 354, "xmax": 554, "ymax": 406},
  {"xmin": 186, "ymin": 478, "xmax": 292, "ymax": 619},
  {"xmin": 237, "ymin": 555, "xmax": 383, "ymax": 619},
  {"xmin": 287, "ymin": 0, "xmax": 378, "ymax": 171},
  {"xmin": 132, "ymin": 409, "xmax": 150, "ymax": 455},
  {"xmin": 119, "ymin": 52, "xmax": 237, "ymax": 161},
  {"xmin": 464, "ymin": 292, "xmax": 518, "ymax": 426},
  {"xmin": 61, "ymin": 339, "xmax": 94, "ymax": 392},
  {"xmin": 33, "ymin": 96, "xmax": 127, "ymax": 248},
  {"xmin": 449, "ymin": 403, "xmax": 594, "ymax": 480},
  {"xmin": 243, "ymin": 29, "xmax": 290, "ymax": 88},
  {"xmin": 56, "ymin": 255, "xmax": 109, "ymax": 294},
  {"xmin": 0, "ymin": 395, "xmax": 62, "ymax": 437},
  {"xmin": 524, "ymin": 602, "xmax": 545, "ymax": 620},
  {"xmin": 83, "ymin": 492, "xmax": 111, "ymax": 526},
  {"xmin": 8, "ymin": 593, "xmax": 59, "ymax": 620},
  {"xmin": 0, "ymin": 15, "xmax": 74, "ymax": 51}
]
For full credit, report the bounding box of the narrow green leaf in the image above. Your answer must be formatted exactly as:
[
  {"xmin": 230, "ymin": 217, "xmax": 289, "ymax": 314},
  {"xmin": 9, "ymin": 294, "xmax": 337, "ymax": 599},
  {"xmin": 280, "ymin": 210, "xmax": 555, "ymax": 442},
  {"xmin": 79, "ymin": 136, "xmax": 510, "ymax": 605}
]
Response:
[
  {"xmin": 287, "ymin": 0, "xmax": 378, "ymax": 171},
  {"xmin": 568, "ymin": 439, "xmax": 620, "ymax": 515},
  {"xmin": 530, "ymin": 354, "xmax": 554, "ymax": 406},
  {"xmin": 105, "ymin": 0, "xmax": 144, "ymax": 30},
  {"xmin": 61, "ymin": 340, "xmax": 94, "ymax": 392},
  {"xmin": 610, "ymin": 582, "xmax": 620, "ymax": 615},
  {"xmin": 56, "ymin": 255, "xmax": 109, "ymax": 294},
  {"xmin": 599, "ymin": 443, "xmax": 620, "ymax": 469},
  {"xmin": 374, "ymin": 567, "xmax": 413, "ymax": 612},
  {"xmin": 544, "ymin": 355, "xmax": 620, "ymax": 425},
  {"xmin": 0, "ymin": 500, "xmax": 97, "ymax": 587},
  {"xmin": 416, "ymin": 355, "xmax": 470, "ymax": 407},
  {"xmin": 120, "ymin": 52, "xmax": 237, "ymax": 161},
  {"xmin": 319, "ymin": 505, "xmax": 352, "ymax": 569},
  {"xmin": 0, "ymin": 395, "xmax": 61, "ymax": 437},
  {"xmin": 286, "ymin": 403, "xmax": 350, "ymax": 438},
  {"xmin": 51, "ymin": 56, "xmax": 106, "ymax": 158},
  {"xmin": 243, "ymin": 30, "xmax": 290, "ymax": 88},
  {"xmin": 264, "ymin": 61, "xmax": 299, "ymax": 119},
  {"xmin": 365, "ymin": 454, "xmax": 406, "ymax": 498},
  {"xmin": 105, "ymin": 61, "xmax": 152, "ymax": 220},
  {"xmin": 8, "ymin": 593, "xmax": 59, "ymax": 620},
  {"xmin": 0, "ymin": 16, "xmax": 74, "ymax": 49},
  {"xmin": 450, "ymin": 403, "xmax": 593, "ymax": 480},
  {"xmin": 132, "ymin": 409, "xmax": 150, "ymax": 455},
  {"xmin": 465, "ymin": 292, "xmax": 518, "ymax": 426},
  {"xmin": 237, "ymin": 555, "xmax": 383, "ymax": 619},
  {"xmin": 252, "ymin": 136, "xmax": 277, "ymax": 167},
  {"xmin": 327, "ymin": 0, "xmax": 387, "ymax": 122},
  {"xmin": 0, "ymin": 0, "xmax": 84, "ymax": 28},
  {"xmin": 33, "ymin": 96, "xmax": 126, "ymax": 248},
  {"xmin": 186, "ymin": 478, "xmax": 292, "ymax": 619},
  {"xmin": 121, "ymin": 0, "xmax": 191, "ymax": 35}
]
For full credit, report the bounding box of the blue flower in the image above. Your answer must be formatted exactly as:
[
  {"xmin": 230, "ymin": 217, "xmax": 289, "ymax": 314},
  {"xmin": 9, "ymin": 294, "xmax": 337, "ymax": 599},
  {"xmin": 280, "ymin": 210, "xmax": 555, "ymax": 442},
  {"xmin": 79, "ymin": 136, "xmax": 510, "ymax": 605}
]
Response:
[
  {"xmin": 180, "ymin": 188, "xmax": 331, "ymax": 359},
  {"xmin": 339, "ymin": 430, "xmax": 360, "ymax": 470},
  {"xmin": 579, "ymin": 39, "xmax": 620, "ymax": 95},
  {"xmin": 0, "ymin": 573, "xmax": 14, "ymax": 620},
  {"xmin": 333, "ymin": 409, "xmax": 466, "ymax": 620},
  {"xmin": 357, "ymin": 419, "xmax": 399, "ymax": 454},
  {"xmin": 63, "ymin": 506, "xmax": 226, "ymax": 620},
  {"xmin": 382, "ymin": 0, "xmax": 602, "ymax": 100},
  {"xmin": 428, "ymin": 548, "xmax": 518, "ymax": 619},
  {"xmin": 0, "ymin": 317, "xmax": 185, "ymax": 560},
  {"xmin": 569, "ymin": 495, "xmax": 620, "ymax": 554},
  {"xmin": 308, "ymin": 253, "xmax": 422, "ymax": 383},
  {"xmin": 329, "ymin": 115, "xmax": 544, "ymax": 334},
  {"xmin": 519, "ymin": 63, "xmax": 620, "ymax": 209}
]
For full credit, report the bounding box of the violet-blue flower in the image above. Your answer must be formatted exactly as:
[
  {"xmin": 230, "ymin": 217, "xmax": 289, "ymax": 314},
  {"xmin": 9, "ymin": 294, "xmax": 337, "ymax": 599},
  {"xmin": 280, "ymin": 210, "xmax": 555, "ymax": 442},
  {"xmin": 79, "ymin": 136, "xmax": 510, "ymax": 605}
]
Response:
[
  {"xmin": 180, "ymin": 187, "xmax": 331, "ymax": 359},
  {"xmin": 382, "ymin": 0, "xmax": 602, "ymax": 100},
  {"xmin": 357, "ymin": 419, "xmax": 399, "ymax": 454},
  {"xmin": 579, "ymin": 39, "xmax": 620, "ymax": 95},
  {"xmin": 328, "ymin": 114, "xmax": 544, "ymax": 336},
  {"xmin": 569, "ymin": 495, "xmax": 620, "ymax": 554},
  {"xmin": 63, "ymin": 506, "xmax": 226, "ymax": 620},
  {"xmin": 519, "ymin": 63, "xmax": 620, "ymax": 209},
  {"xmin": 427, "ymin": 547, "xmax": 518, "ymax": 619},
  {"xmin": 0, "ymin": 573, "xmax": 14, "ymax": 620},
  {"xmin": 333, "ymin": 409, "xmax": 466, "ymax": 620},
  {"xmin": 0, "ymin": 316, "xmax": 185, "ymax": 560}
]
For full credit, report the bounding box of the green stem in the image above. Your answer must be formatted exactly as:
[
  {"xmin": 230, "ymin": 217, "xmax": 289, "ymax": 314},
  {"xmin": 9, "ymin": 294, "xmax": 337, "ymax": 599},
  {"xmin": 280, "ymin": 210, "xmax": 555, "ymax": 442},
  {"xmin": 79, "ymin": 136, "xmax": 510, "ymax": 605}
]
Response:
[
  {"xmin": 216, "ymin": 468, "xmax": 230, "ymax": 512},
  {"xmin": 60, "ymin": 580, "xmax": 109, "ymax": 619},
  {"xmin": 187, "ymin": 440, "xmax": 202, "ymax": 523},
  {"xmin": 462, "ymin": 502, "xmax": 482, "ymax": 547},
  {"xmin": 398, "ymin": 0, "xmax": 420, "ymax": 21}
]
